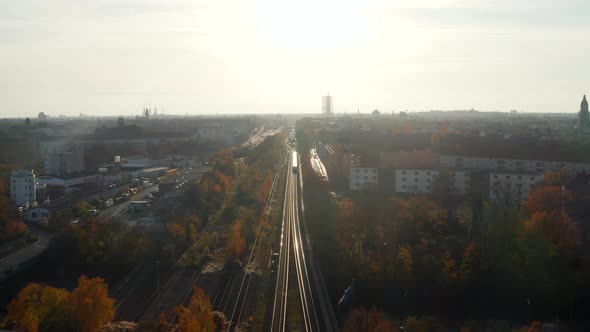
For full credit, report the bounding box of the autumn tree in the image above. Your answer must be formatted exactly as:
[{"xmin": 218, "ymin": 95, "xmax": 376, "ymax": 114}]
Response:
[
  {"xmin": 227, "ymin": 220, "xmax": 246, "ymax": 258},
  {"xmin": 69, "ymin": 276, "xmax": 115, "ymax": 332},
  {"xmin": 175, "ymin": 287, "xmax": 216, "ymax": 332},
  {"xmin": 342, "ymin": 307, "xmax": 397, "ymax": 332},
  {"xmin": 526, "ymin": 185, "xmax": 572, "ymax": 214},
  {"xmin": 525, "ymin": 211, "xmax": 579, "ymax": 254},
  {"xmin": 7, "ymin": 283, "xmax": 70, "ymax": 332}
]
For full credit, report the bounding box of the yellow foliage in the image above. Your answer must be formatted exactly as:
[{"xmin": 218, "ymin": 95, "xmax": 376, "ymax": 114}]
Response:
[{"xmin": 69, "ymin": 276, "xmax": 115, "ymax": 332}]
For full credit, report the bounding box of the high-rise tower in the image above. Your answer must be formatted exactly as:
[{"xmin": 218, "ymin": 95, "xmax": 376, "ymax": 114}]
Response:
[
  {"xmin": 578, "ymin": 95, "xmax": 589, "ymax": 130},
  {"xmin": 322, "ymin": 95, "xmax": 333, "ymax": 115}
]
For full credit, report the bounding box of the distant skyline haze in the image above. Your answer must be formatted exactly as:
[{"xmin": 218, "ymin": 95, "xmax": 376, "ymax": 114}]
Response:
[{"xmin": 1, "ymin": 0, "xmax": 589, "ymax": 117}]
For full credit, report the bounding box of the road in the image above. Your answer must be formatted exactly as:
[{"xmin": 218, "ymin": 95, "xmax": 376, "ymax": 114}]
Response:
[
  {"xmin": 100, "ymin": 184, "xmax": 159, "ymax": 222},
  {"xmin": 271, "ymin": 148, "xmax": 323, "ymax": 332},
  {"xmin": 0, "ymin": 231, "xmax": 51, "ymax": 280}
]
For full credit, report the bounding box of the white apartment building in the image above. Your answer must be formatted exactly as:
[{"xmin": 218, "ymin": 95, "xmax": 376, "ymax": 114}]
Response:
[
  {"xmin": 489, "ymin": 172, "xmax": 544, "ymax": 202},
  {"xmin": 394, "ymin": 169, "xmax": 471, "ymax": 195},
  {"xmin": 10, "ymin": 169, "xmax": 37, "ymax": 207},
  {"xmin": 349, "ymin": 167, "xmax": 378, "ymax": 191},
  {"xmin": 440, "ymin": 154, "xmax": 590, "ymax": 174}
]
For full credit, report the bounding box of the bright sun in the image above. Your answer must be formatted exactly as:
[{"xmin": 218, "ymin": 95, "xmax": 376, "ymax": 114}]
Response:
[{"xmin": 252, "ymin": 0, "xmax": 368, "ymax": 50}]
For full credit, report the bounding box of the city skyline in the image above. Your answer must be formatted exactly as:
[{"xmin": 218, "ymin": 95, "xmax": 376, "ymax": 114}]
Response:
[{"xmin": 1, "ymin": 0, "xmax": 590, "ymax": 117}]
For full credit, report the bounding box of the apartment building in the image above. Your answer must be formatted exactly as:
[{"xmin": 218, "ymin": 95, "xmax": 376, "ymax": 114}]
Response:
[
  {"xmin": 489, "ymin": 172, "xmax": 545, "ymax": 202},
  {"xmin": 441, "ymin": 154, "xmax": 590, "ymax": 174},
  {"xmin": 394, "ymin": 169, "xmax": 471, "ymax": 195},
  {"xmin": 349, "ymin": 167, "xmax": 378, "ymax": 191},
  {"xmin": 10, "ymin": 169, "xmax": 37, "ymax": 206}
]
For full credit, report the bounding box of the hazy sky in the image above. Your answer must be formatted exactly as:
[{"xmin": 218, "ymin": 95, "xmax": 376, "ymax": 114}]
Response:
[{"xmin": 1, "ymin": 0, "xmax": 589, "ymax": 117}]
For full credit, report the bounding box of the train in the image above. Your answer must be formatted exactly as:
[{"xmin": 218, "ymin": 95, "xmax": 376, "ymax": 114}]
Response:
[{"xmin": 292, "ymin": 151, "xmax": 298, "ymax": 174}]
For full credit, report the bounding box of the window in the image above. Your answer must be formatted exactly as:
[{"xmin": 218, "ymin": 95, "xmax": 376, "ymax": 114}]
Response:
[
  {"xmin": 402, "ymin": 178, "xmax": 406, "ymax": 182},
  {"xmin": 518, "ymin": 176, "xmax": 522, "ymax": 180},
  {"xmin": 372, "ymin": 169, "xmax": 376, "ymax": 173},
  {"xmin": 364, "ymin": 176, "xmax": 368, "ymax": 180},
  {"xmin": 426, "ymin": 171, "xmax": 431, "ymax": 175},
  {"xmin": 356, "ymin": 176, "xmax": 360, "ymax": 180},
  {"xmin": 493, "ymin": 175, "xmax": 498, "ymax": 179},
  {"xmin": 402, "ymin": 185, "xmax": 406, "ymax": 188},
  {"xmin": 32, "ymin": 212, "xmax": 37, "ymax": 218},
  {"xmin": 364, "ymin": 169, "xmax": 368, "ymax": 173},
  {"xmin": 427, "ymin": 178, "xmax": 431, "ymax": 183},
  {"xmin": 401, "ymin": 171, "xmax": 406, "ymax": 174},
  {"xmin": 530, "ymin": 177, "xmax": 534, "ymax": 181},
  {"xmin": 505, "ymin": 175, "xmax": 510, "ymax": 179},
  {"xmin": 414, "ymin": 171, "xmax": 418, "ymax": 175},
  {"xmin": 414, "ymin": 178, "xmax": 418, "ymax": 182},
  {"xmin": 373, "ymin": 176, "xmax": 376, "ymax": 180},
  {"xmin": 355, "ymin": 169, "xmax": 360, "ymax": 173}
]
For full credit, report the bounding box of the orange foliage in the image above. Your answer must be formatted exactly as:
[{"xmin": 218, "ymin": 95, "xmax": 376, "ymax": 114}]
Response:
[
  {"xmin": 175, "ymin": 287, "xmax": 215, "ymax": 332},
  {"xmin": 69, "ymin": 276, "xmax": 115, "ymax": 332},
  {"xmin": 168, "ymin": 223, "xmax": 187, "ymax": 245},
  {"xmin": 8, "ymin": 276, "xmax": 115, "ymax": 332},
  {"xmin": 526, "ymin": 211, "xmax": 579, "ymax": 254},
  {"xmin": 526, "ymin": 185, "xmax": 572, "ymax": 214},
  {"xmin": 342, "ymin": 307, "xmax": 398, "ymax": 332},
  {"xmin": 528, "ymin": 321, "xmax": 543, "ymax": 332},
  {"xmin": 7, "ymin": 283, "xmax": 69, "ymax": 332},
  {"xmin": 255, "ymin": 172, "xmax": 274, "ymax": 204},
  {"xmin": 441, "ymin": 250, "xmax": 458, "ymax": 285}
]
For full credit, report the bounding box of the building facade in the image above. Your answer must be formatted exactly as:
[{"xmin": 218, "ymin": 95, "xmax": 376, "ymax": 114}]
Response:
[
  {"xmin": 322, "ymin": 95, "xmax": 333, "ymax": 115},
  {"xmin": 44, "ymin": 149, "xmax": 84, "ymax": 175},
  {"xmin": 489, "ymin": 172, "xmax": 545, "ymax": 202},
  {"xmin": 10, "ymin": 169, "xmax": 37, "ymax": 206},
  {"xmin": 394, "ymin": 169, "xmax": 471, "ymax": 195},
  {"xmin": 440, "ymin": 154, "xmax": 590, "ymax": 175},
  {"xmin": 349, "ymin": 167, "xmax": 378, "ymax": 191}
]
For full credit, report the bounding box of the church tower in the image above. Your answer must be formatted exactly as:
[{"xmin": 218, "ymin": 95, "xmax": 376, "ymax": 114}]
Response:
[{"xmin": 578, "ymin": 95, "xmax": 589, "ymax": 130}]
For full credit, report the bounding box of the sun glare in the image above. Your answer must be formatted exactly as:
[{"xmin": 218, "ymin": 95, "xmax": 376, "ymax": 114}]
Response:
[{"xmin": 252, "ymin": 0, "xmax": 368, "ymax": 50}]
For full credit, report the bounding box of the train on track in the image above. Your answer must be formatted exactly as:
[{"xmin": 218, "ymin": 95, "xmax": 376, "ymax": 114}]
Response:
[{"xmin": 292, "ymin": 151, "xmax": 298, "ymax": 174}]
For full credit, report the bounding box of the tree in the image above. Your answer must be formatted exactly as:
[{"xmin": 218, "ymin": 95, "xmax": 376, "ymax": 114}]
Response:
[
  {"xmin": 528, "ymin": 321, "xmax": 543, "ymax": 332},
  {"xmin": 342, "ymin": 307, "xmax": 397, "ymax": 332},
  {"xmin": 403, "ymin": 316, "xmax": 434, "ymax": 332},
  {"xmin": 227, "ymin": 220, "xmax": 246, "ymax": 258},
  {"xmin": 526, "ymin": 185, "xmax": 572, "ymax": 214},
  {"xmin": 25, "ymin": 117, "xmax": 31, "ymax": 126},
  {"xmin": 175, "ymin": 287, "xmax": 216, "ymax": 332},
  {"xmin": 459, "ymin": 242, "xmax": 480, "ymax": 283},
  {"xmin": 69, "ymin": 276, "xmax": 115, "ymax": 332},
  {"xmin": 525, "ymin": 211, "xmax": 579, "ymax": 254},
  {"xmin": 7, "ymin": 283, "xmax": 70, "ymax": 332}
]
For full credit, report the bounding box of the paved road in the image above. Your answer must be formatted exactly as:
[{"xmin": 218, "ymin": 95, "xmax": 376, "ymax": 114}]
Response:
[
  {"xmin": 100, "ymin": 185, "xmax": 159, "ymax": 222},
  {"xmin": 0, "ymin": 231, "xmax": 51, "ymax": 280}
]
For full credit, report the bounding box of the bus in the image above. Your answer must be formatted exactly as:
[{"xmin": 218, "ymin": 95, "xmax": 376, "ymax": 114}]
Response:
[{"xmin": 292, "ymin": 151, "xmax": 298, "ymax": 174}]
